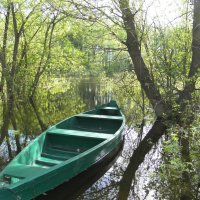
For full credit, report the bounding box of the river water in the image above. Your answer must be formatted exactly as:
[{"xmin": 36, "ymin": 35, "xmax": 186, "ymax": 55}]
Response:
[{"xmin": 0, "ymin": 77, "xmax": 160, "ymax": 200}]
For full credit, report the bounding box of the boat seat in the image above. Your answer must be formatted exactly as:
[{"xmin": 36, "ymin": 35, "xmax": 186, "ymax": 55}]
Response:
[
  {"xmin": 3, "ymin": 164, "xmax": 47, "ymax": 179},
  {"xmin": 76, "ymin": 114, "xmax": 123, "ymax": 120},
  {"xmin": 100, "ymin": 107, "xmax": 118, "ymax": 110},
  {"xmin": 41, "ymin": 146, "xmax": 79, "ymax": 161},
  {"xmin": 35, "ymin": 156, "xmax": 62, "ymax": 167},
  {"xmin": 47, "ymin": 129, "xmax": 113, "ymax": 139},
  {"xmin": 41, "ymin": 152, "xmax": 70, "ymax": 161}
]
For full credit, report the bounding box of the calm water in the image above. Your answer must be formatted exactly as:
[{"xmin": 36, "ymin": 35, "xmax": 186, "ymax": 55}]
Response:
[{"xmin": 0, "ymin": 77, "xmax": 160, "ymax": 200}]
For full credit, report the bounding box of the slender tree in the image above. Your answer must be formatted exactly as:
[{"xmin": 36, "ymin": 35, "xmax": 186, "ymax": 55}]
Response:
[{"xmin": 0, "ymin": 1, "xmax": 37, "ymax": 144}]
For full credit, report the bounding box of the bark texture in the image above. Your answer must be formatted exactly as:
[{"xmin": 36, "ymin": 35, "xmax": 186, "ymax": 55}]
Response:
[{"xmin": 118, "ymin": 0, "xmax": 167, "ymax": 117}]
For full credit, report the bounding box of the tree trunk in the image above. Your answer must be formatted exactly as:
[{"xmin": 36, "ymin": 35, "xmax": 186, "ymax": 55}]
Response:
[
  {"xmin": 6, "ymin": 136, "xmax": 13, "ymax": 160},
  {"xmin": 0, "ymin": 3, "xmax": 11, "ymax": 144},
  {"xmin": 118, "ymin": 0, "xmax": 167, "ymax": 117},
  {"xmin": 0, "ymin": 2, "xmax": 37, "ymax": 144},
  {"xmin": 30, "ymin": 18, "xmax": 56, "ymax": 99},
  {"xmin": 11, "ymin": 116, "xmax": 21, "ymax": 154},
  {"xmin": 29, "ymin": 97, "xmax": 47, "ymax": 131}
]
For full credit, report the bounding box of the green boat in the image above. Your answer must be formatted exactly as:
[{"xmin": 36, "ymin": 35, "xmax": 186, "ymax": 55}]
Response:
[{"xmin": 0, "ymin": 100, "xmax": 125, "ymax": 200}]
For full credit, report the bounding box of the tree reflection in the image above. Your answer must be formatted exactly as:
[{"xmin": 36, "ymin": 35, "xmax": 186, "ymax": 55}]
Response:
[{"xmin": 0, "ymin": 77, "xmax": 162, "ymax": 200}]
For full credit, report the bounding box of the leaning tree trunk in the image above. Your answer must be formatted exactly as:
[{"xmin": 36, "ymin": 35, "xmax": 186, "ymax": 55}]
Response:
[
  {"xmin": 29, "ymin": 97, "xmax": 47, "ymax": 131},
  {"xmin": 28, "ymin": 18, "xmax": 56, "ymax": 131},
  {"xmin": 118, "ymin": 0, "xmax": 167, "ymax": 118}
]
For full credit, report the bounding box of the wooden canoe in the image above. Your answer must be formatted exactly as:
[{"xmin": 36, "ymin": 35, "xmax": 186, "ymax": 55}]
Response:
[{"xmin": 0, "ymin": 100, "xmax": 125, "ymax": 200}]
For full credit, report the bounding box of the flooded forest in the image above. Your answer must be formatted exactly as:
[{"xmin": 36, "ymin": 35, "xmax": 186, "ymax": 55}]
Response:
[{"xmin": 0, "ymin": 0, "xmax": 199, "ymax": 199}]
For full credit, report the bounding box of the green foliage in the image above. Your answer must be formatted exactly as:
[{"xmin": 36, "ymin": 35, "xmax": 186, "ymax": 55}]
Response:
[
  {"xmin": 111, "ymin": 72, "xmax": 155, "ymax": 127},
  {"xmin": 0, "ymin": 0, "xmax": 199, "ymax": 198},
  {"xmin": 33, "ymin": 77, "xmax": 85, "ymax": 125},
  {"xmin": 143, "ymin": 25, "xmax": 192, "ymax": 98},
  {"xmin": 150, "ymin": 115, "xmax": 200, "ymax": 200}
]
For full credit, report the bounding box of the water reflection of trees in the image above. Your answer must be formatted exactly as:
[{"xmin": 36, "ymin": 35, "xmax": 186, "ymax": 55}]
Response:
[
  {"xmin": 0, "ymin": 76, "xmax": 178, "ymax": 199},
  {"xmin": 78, "ymin": 78, "xmax": 112, "ymax": 109},
  {"xmin": 0, "ymin": 79, "xmax": 85, "ymax": 163},
  {"xmin": 0, "ymin": 77, "xmax": 115, "ymax": 162}
]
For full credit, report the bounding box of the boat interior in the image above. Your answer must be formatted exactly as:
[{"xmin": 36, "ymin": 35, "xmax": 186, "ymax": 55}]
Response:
[
  {"xmin": 0, "ymin": 106, "xmax": 124, "ymax": 186},
  {"xmin": 86, "ymin": 107, "xmax": 121, "ymax": 116}
]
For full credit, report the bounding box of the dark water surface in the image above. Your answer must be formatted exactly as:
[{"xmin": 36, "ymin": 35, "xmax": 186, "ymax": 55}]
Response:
[{"xmin": 0, "ymin": 77, "xmax": 159, "ymax": 200}]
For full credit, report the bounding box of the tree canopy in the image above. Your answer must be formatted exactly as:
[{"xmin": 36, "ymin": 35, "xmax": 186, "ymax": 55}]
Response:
[{"xmin": 0, "ymin": 0, "xmax": 199, "ymax": 199}]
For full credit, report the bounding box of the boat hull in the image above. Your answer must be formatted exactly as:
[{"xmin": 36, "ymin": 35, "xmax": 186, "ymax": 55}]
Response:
[
  {"xmin": 36, "ymin": 138, "xmax": 124, "ymax": 200},
  {"xmin": 0, "ymin": 101, "xmax": 125, "ymax": 200}
]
